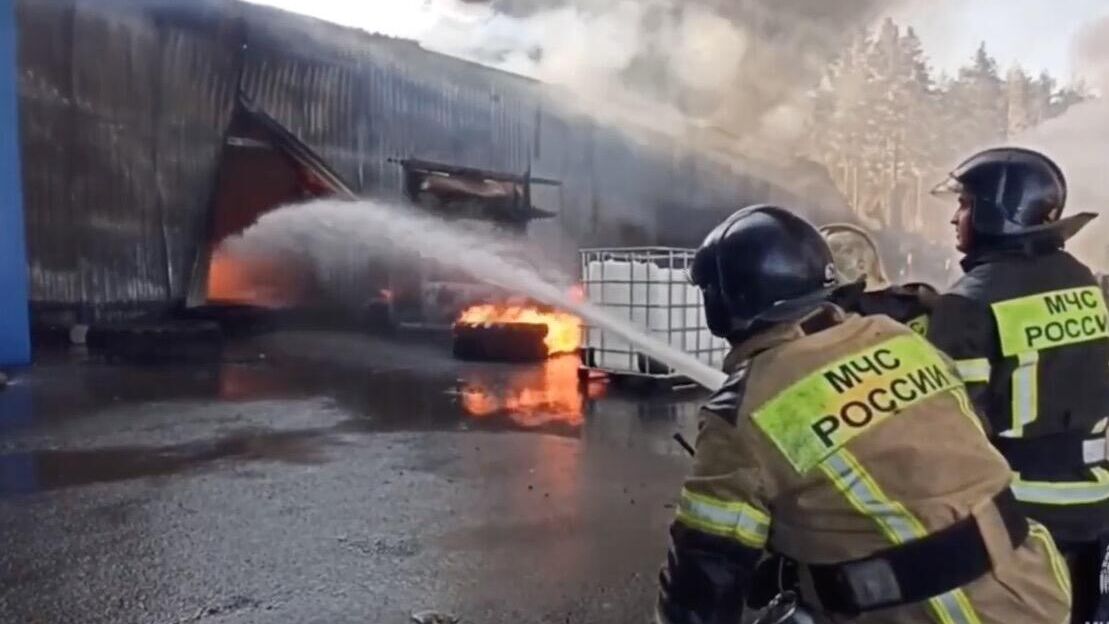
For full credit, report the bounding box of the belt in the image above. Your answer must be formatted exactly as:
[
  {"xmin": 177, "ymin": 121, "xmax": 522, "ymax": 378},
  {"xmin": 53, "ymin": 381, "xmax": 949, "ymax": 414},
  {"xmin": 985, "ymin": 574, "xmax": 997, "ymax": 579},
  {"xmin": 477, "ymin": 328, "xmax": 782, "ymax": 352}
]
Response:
[
  {"xmin": 805, "ymin": 489, "xmax": 1027, "ymax": 615},
  {"xmin": 993, "ymin": 431, "xmax": 1109, "ymax": 474}
]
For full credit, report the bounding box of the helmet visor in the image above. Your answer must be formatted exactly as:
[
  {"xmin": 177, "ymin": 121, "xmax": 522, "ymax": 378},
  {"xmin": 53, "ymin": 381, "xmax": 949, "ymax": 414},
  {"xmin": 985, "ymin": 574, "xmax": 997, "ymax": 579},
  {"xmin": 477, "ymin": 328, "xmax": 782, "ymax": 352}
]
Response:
[{"xmin": 929, "ymin": 174, "xmax": 964, "ymax": 198}]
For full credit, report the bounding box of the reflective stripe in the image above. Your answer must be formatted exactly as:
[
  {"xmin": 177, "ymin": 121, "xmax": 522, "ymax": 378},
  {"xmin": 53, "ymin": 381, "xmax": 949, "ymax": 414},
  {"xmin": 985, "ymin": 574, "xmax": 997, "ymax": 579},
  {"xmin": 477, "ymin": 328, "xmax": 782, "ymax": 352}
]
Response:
[
  {"xmin": 822, "ymin": 451, "xmax": 922, "ymax": 542},
  {"xmin": 820, "ymin": 450, "xmax": 981, "ymax": 624},
  {"xmin": 951, "ymin": 388, "xmax": 986, "ymax": 436},
  {"xmin": 954, "ymin": 358, "xmax": 991, "ymax": 383},
  {"xmin": 1009, "ymin": 351, "xmax": 1040, "ymax": 436},
  {"xmin": 675, "ymin": 488, "xmax": 769, "ymax": 548},
  {"xmin": 1083, "ymin": 436, "xmax": 1108, "ymax": 465},
  {"xmin": 1029, "ymin": 520, "xmax": 1072, "ymax": 597},
  {"xmin": 1012, "ymin": 467, "xmax": 1109, "ymax": 505},
  {"xmin": 936, "ymin": 592, "xmax": 980, "ymax": 624}
]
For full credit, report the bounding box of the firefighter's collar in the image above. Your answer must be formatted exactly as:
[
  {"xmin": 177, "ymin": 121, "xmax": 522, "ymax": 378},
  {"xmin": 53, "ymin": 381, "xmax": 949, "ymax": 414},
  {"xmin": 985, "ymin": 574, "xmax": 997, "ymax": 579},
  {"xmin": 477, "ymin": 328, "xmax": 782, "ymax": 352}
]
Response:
[
  {"xmin": 724, "ymin": 304, "xmax": 847, "ymax": 371},
  {"xmin": 960, "ymin": 243, "xmax": 1061, "ymax": 272}
]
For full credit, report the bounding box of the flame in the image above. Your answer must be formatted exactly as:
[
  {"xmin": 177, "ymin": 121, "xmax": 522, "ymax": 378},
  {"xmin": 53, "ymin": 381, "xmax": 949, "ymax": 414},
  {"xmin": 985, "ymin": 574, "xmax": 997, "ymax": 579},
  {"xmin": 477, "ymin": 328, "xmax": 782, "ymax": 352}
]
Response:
[
  {"xmin": 568, "ymin": 283, "xmax": 585, "ymax": 303},
  {"xmin": 460, "ymin": 356, "xmax": 605, "ymax": 429},
  {"xmin": 456, "ymin": 303, "xmax": 582, "ymax": 355},
  {"xmin": 206, "ymin": 247, "xmax": 307, "ymax": 307}
]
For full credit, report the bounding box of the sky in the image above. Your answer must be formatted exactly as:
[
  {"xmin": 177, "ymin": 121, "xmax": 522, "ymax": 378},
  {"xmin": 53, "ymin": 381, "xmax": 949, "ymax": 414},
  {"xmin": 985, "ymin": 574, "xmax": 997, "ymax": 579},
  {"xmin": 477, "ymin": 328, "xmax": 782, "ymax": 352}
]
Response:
[
  {"xmin": 247, "ymin": 0, "xmax": 1109, "ymax": 83},
  {"xmin": 889, "ymin": 0, "xmax": 1109, "ymax": 80}
]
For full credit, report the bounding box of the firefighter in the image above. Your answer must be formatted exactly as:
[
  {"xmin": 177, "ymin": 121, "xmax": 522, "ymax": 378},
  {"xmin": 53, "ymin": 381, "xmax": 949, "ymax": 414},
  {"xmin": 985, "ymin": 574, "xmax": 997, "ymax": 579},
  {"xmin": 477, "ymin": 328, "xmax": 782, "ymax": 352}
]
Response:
[
  {"xmin": 926, "ymin": 147, "xmax": 1109, "ymax": 623},
  {"xmin": 657, "ymin": 204, "xmax": 1070, "ymax": 624},
  {"xmin": 820, "ymin": 223, "xmax": 937, "ymax": 335}
]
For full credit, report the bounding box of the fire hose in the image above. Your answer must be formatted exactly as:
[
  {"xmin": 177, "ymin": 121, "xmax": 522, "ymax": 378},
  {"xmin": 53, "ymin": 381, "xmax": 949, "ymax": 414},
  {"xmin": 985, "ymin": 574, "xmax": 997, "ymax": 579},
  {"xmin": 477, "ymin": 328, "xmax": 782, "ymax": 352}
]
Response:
[{"xmin": 753, "ymin": 591, "xmax": 815, "ymax": 624}]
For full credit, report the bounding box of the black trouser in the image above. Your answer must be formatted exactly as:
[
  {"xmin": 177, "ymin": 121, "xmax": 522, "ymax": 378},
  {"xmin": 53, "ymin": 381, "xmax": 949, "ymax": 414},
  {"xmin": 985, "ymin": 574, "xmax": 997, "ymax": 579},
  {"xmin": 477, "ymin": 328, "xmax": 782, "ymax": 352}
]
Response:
[{"xmin": 1059, "ymin": 537, "xmax": 1109, "ymax": 624}]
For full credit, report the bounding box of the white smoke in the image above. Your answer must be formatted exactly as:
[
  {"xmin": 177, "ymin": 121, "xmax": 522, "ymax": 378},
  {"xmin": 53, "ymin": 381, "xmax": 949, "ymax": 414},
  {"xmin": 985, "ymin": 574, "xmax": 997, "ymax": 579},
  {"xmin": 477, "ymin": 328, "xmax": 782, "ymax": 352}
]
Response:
[
  {"xmin": 1011, "ymin": 15, "xmax": 1109, "ymax": 271},
  {"xmin": 217, "ymin": 198, "xmax": 575, "ymax": 305},
  {"xmin": 416, "ymin": 0, "xmax": 900, "ymax": 162},
  {"xmin": 218, "ymin": 198, "xmax": 728, "ymax": 388}
]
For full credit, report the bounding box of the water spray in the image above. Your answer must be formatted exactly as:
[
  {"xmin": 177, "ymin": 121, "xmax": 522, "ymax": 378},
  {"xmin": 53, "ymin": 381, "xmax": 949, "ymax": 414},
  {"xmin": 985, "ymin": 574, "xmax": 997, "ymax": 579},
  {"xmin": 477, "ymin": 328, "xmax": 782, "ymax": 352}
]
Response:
[{"xmin": 220, "ymin": 198, "xmax": 729, "ymax": 390}]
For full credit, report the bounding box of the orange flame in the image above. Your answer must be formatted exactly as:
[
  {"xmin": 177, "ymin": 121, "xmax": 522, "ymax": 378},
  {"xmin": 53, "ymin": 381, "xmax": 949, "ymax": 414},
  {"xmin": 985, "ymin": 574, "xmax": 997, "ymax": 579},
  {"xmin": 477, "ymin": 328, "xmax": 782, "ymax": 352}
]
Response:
[
  {"xmin": 568, "ymin": 283, "xmax": 585, "ymax": 303},
  {"xmin": 456, "ymin": 303, "xmax": 582, "ymax": 355},
  {"xmin": 461, "ymin": 356, "xmax": 603, "ymax": 429},
  {"xmin": 206, "ymin": 248, "xmax": 308, "ymax": 308}
]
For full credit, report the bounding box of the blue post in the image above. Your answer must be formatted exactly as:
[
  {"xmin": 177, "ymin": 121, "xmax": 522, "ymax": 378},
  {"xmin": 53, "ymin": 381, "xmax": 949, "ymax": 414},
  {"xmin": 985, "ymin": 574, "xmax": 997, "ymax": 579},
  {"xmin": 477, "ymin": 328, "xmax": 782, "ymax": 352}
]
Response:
[{"xmin": 0, "ymin": 0, "xmax": 29, "ymax": 367}]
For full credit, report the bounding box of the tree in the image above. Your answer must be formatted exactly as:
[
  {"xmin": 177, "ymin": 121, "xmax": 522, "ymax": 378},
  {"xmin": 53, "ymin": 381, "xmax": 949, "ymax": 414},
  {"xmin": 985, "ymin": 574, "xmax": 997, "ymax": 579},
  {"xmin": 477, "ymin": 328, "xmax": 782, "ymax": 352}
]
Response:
[
  {"xmin": 1006, "ymin": 66, "xmax": 1033, "ymax": 138},
  {"xmin": 947, "ymin": 43, "xmax": 1005, "ymax": 152},
  {"xmin": 806, "ymin": 23, "xmax": 1092, "ymax": 246}
]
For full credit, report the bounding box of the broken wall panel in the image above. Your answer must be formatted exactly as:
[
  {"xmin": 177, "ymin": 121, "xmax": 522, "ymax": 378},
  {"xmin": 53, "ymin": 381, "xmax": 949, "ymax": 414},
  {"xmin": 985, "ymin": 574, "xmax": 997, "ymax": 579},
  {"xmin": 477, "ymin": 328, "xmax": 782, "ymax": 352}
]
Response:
[{"xmin": 15, "ymin": 0, "xmax": 851, "ymax": 322}]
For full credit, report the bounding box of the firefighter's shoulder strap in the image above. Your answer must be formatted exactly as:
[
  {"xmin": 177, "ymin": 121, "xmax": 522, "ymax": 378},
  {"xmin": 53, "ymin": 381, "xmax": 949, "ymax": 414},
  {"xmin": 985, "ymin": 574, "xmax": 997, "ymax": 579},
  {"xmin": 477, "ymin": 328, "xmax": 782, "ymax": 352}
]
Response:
[
  {"xmin": 805, "ymin": 489, "xmax": 1028, "ymax": 615},
  {"xmin": 750, "ymin": 330, "xmax": 1028, "ymax": 614}
]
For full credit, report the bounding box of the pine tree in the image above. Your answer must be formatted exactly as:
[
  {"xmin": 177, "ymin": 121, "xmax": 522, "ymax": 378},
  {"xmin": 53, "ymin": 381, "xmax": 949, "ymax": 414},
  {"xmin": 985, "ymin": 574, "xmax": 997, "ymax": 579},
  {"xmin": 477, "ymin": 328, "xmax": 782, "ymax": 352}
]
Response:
[
  {"xmin": 1005, "ymin": 66, "xmax": 1033, "ymax": 138},
  {"xmin": 805, "ymin": 23, "xmax": 1091, "ymax": 243},
  {"xmin": 896, "ymin": 27, "xmax": 937, "ymax": 232},
  {"xmin": 1029, "ymin": 71, "xmax": 1057, "ymax": 125},
  {"xmin": 948, "ymin": 42, "xmax": 1005, "ymax": 152}
]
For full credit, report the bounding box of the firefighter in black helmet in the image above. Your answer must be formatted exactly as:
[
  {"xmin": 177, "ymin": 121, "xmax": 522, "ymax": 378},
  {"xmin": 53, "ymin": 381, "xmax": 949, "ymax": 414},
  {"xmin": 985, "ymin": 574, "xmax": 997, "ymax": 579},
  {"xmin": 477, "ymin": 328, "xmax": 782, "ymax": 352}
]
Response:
[
  {"xmin": 657, "ymin": 204, "xmax": 1068, "ymax": 624},
  {"xmin": 926, "ymin": 147, "xmax": 1109, "ymax": 623}
]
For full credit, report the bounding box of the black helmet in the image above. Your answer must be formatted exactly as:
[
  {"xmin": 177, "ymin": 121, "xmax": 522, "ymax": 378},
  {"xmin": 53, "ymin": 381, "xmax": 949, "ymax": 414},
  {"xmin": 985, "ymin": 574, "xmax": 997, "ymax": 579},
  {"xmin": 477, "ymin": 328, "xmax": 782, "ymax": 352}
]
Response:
[
  {"xmin": 691, "ymin": 205, "xmax": 838, "ymax": 338},
  {"xmin": 931, "ymin": 147, "xmax": 1094, "ymax": 241}
]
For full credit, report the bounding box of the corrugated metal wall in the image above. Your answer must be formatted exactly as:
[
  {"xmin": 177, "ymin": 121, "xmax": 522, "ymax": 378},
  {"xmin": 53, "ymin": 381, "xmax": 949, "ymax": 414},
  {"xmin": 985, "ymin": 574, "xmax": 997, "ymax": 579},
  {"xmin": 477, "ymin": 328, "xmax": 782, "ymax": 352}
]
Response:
[
  {"xmin": 15, "ymin": 0, "xmax": 849, "ymax": 320},
  {"xmin": 18, "ymin": 0, "xmax": 239, "ymax": 315}
]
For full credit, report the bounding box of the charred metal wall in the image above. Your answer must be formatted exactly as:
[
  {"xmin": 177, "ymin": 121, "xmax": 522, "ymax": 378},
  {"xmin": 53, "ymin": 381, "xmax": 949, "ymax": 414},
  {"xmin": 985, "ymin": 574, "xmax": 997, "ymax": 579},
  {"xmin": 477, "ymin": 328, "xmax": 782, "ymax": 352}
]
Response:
[
  {"xmin": 17, "ymin": 0, "xmax": 239, "ymax": 319},
  {"xmin": 15, "ymin": 0, "xmax": 850, "ymax": 320}
]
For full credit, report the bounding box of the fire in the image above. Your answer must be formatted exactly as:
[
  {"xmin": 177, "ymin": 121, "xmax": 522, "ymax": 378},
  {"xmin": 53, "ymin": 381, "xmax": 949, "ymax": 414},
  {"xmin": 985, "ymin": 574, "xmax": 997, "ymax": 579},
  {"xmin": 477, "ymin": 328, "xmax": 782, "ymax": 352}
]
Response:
[
  {"xmin": 206, "ymin": 247, "xmax": 308, "ymax": 307},
  {"xmin": 456, "ymin": 303, "xmax": 582, "ymax": 355},
  {"xmin": 568, "ymin": 283, "xmax": 585, "ymax": 303},
  {"xmin": 460, "ymin": 355, "xmax": 605, "ymax": 430}
]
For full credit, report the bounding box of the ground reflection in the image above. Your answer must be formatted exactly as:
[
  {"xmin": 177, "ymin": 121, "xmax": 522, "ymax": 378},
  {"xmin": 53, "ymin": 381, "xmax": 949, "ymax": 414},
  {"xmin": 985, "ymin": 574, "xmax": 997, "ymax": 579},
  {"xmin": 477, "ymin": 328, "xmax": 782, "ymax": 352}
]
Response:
[{"xmin": 459, "ymin": 355, "xmax": 606, "ymax": 432}]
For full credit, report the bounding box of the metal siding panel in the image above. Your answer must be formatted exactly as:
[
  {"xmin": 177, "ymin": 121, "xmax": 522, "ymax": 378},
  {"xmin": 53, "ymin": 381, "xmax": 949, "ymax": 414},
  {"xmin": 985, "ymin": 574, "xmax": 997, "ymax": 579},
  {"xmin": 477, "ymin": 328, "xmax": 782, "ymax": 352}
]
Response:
[
  {"xmin": 18, "ymin": 0, "xmax": 237, "ymax": 310},
  {"xmin": 16, "ymin": 0, "xmax": 844, "ymax": 316},
  {"xmin": 155, "ymin": 27, "xmax": 237, "ymax": 300}
]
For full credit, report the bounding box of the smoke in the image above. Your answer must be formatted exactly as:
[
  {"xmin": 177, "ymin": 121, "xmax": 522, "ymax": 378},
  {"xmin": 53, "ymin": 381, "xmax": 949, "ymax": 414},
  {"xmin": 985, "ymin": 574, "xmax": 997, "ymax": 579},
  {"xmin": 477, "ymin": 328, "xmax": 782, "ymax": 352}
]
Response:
[
  {"xmin": 422, "ymin": 0, "xmax": 899, "ymax": 160},
  {"xmin": 1011, "ymin": 15, "xmax": 1109, "ymax": 271},
  {"xmin": 218, "ymin": 198, "xmax": 727, "ymax": 388},
  {"xmin": 216, "ymin": 198, "xmax": 576, "ymax": 307}
]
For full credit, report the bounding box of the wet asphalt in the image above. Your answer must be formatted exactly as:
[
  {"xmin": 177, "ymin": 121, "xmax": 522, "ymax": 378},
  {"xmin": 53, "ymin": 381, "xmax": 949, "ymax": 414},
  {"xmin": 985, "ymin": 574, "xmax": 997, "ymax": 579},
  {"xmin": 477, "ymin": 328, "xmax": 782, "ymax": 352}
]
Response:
[{"xmin": 0, "ymin": 331, "xmax": 704, "ymax": 623}]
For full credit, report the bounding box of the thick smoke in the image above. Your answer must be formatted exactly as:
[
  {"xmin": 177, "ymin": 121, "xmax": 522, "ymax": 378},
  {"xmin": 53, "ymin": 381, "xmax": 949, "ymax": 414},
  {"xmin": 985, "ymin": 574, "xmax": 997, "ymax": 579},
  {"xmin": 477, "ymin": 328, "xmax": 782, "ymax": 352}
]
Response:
[
  {"xmin": 1012, "ymin": 15, "xmax": 1109, "ymax": 271},
  {"xmin": 424, "ymin": 0, "xmax": 899, "ymax": 160}
]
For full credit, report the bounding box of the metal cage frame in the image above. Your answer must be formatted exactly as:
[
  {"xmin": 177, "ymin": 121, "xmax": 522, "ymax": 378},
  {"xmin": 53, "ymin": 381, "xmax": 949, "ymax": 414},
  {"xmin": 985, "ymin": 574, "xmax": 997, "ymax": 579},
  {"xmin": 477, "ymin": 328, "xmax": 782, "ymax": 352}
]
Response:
[{"xmin": 579, "ymin": 247, "xmax": 727, "ymax": 379}]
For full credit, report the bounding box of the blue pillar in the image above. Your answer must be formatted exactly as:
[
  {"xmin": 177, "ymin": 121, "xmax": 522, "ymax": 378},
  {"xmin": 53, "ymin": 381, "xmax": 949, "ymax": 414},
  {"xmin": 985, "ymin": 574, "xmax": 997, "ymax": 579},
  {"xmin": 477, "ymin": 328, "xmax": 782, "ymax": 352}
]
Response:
[{"xmin": 0, "ymin": 0, "xmax": 29, "ymax": 367}]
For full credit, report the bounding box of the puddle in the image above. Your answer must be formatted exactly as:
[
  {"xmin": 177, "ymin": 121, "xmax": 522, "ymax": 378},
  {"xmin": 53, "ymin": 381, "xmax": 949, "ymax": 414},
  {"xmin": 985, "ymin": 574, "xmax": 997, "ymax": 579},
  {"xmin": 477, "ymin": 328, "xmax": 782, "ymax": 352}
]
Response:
[
  {"xmin": 0, "ymin": 428, "xmax": 335, "ymax": 497},
  {"xmin": 0, "ymin": 335, "xmax": 706, "ymax": 494}
]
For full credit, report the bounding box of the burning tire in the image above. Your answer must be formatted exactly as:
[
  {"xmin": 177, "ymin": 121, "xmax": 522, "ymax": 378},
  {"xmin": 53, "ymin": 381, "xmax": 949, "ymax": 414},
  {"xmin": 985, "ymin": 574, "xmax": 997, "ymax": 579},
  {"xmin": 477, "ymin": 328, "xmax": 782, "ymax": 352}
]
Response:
[
  {"xmin": 452, "ymin": 323, "xmax": 550, "ymax": 362},
  {"xmin": 452, "ymin": 302, "xmax": 582, "ymax": 362}
]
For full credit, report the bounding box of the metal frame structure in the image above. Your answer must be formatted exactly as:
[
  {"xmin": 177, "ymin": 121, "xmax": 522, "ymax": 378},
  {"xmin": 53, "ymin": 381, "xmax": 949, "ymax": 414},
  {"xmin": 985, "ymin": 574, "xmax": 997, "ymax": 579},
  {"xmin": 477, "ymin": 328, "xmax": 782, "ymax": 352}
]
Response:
[{"xmin": 579, "ymin": 247, "xmax": 727, "ymax": 379}]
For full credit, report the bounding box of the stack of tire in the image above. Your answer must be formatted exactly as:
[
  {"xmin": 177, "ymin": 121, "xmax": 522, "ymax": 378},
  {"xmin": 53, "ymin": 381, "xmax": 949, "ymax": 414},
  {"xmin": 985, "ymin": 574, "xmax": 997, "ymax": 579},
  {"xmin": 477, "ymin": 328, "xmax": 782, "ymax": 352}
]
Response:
[{"xmin": 84, "ymin": 320, "xmax": 224, "ymax": 363}]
